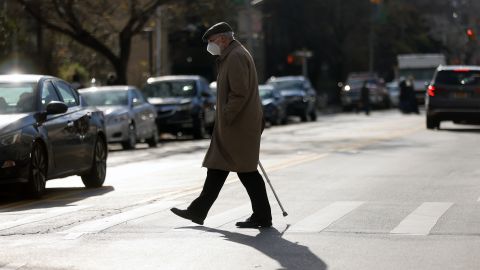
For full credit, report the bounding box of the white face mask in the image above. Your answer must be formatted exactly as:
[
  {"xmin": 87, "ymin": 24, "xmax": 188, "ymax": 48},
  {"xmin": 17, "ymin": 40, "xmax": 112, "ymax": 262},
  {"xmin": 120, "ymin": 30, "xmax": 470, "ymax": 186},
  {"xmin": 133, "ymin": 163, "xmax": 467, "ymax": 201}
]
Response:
[{"xmin": 207, "ymin": 42, "xmax": 221, "ymax": 56}]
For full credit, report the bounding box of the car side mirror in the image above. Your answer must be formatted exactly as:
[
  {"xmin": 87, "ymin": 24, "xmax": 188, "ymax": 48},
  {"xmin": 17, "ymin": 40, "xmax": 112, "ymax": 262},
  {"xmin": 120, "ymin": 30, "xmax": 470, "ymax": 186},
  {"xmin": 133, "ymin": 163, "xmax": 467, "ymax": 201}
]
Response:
[{"xmin": 46, "ymin": 101, "xmax": 68, "ymax": 115}]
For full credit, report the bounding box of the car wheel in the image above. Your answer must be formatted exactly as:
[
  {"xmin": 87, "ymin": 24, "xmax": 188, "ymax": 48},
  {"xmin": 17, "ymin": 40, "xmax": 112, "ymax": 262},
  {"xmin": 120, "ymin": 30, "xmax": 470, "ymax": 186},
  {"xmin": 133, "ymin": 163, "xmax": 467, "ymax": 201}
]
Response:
[
  {"xmin": 300, "ymin": 109, "xmax": 309, "ymax": 122},
  {"xmin": 426, "ymin": 116, "xmax": 440, "ymax": 129},
  {"xmin": 146, "ymin": 126, "xmax": 159, "ymax": 147},
  {"xmin": 310, "ymin": 109, "xmax": 317, "ymax": 121},
  {"xmin": 25, "ymin": 142, "xmax": 47, "ymax": 199},
  {"xmin": 121, "ymin": 123, "xmax": 136, "ymax": 150},
  {"xmin": 193, "ymin": 116, "xmax": 206, "ymax": 139},
  {"xmin": 81, "ymin": 137, "xmax": 107, "ymax": 188}
]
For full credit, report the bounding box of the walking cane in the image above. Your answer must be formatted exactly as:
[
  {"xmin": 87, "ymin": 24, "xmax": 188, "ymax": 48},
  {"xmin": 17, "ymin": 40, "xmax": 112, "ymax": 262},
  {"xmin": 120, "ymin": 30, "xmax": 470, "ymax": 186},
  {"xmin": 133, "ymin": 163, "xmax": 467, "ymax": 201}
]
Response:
[{"xmin": 259, "ymin": 161, "xmax": 288, "ymax": 217}]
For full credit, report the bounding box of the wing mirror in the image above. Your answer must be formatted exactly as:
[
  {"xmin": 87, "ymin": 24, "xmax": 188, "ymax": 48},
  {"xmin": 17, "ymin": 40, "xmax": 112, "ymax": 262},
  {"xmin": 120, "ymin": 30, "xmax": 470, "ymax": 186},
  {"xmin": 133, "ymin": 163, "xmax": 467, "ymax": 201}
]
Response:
[{"xmin": 46, "ymin": 101, "xmax": 68, "ymax": 115}]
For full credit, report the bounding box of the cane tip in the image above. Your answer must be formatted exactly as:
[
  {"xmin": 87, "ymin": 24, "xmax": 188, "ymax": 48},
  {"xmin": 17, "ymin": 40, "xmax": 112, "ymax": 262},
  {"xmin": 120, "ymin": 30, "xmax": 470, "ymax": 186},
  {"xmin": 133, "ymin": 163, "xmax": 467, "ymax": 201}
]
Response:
[{"xmin": 282, "ymin": 212, "xmax": 288, "ymax": 217}]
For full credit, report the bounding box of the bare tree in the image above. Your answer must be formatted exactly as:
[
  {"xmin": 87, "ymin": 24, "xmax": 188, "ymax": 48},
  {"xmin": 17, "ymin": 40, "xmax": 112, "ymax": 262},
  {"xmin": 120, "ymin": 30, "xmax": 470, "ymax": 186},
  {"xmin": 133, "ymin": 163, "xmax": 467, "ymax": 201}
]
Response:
[{"xmin": 18, "ymin": 0, "xmax": 174, "ymax": 84}]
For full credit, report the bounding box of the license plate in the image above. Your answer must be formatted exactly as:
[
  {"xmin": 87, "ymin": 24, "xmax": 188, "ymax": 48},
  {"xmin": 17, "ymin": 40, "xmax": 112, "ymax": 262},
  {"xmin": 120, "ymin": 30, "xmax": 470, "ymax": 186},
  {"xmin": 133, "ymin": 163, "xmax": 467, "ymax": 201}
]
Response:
[{"xmin": 453, "ymin": 92, "xmax": 468, "ymax": 99}]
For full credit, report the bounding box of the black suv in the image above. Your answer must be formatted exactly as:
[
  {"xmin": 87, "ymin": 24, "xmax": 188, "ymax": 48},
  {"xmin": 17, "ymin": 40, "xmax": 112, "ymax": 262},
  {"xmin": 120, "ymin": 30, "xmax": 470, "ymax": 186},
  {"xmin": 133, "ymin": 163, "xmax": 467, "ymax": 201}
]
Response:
[
  {"xmin": 142, "ymin": 75, "xmax": 216, "ymax": 139},
  {"xmin": 266, "ymin": 76, "xmax": 317, "ymax": 122},
  {"xmin": 426, "ymin": 65, "xmax": 480, "ymax": 129}
]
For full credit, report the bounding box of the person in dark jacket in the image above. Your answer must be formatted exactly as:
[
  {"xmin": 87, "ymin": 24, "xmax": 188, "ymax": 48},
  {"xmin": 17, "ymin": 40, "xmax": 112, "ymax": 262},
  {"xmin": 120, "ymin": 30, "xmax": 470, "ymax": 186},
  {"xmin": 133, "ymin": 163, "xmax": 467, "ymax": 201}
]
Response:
[
  {"xmin": 360, "ymin": 81, "xmax": 371, "ymax": 115},
  {"xmin": 399, "ymin": 76, "xmax": 419, "ymax": 114},
  {"xmin": 170, "ymin": 22, "xmax": 272, "ymax": 229}
]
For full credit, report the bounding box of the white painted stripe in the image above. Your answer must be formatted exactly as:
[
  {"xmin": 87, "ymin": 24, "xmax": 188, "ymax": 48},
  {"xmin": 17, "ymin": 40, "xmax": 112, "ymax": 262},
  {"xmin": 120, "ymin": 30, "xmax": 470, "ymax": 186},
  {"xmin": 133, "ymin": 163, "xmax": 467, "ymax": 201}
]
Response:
[
  {"xmin": 391, "ymin": 202, "xmax": 453, "ymax": 235},
  {"xmin": 61, "ymin": 200, "xmax": 181, "ymax": 239},
  {"xmin": 204, "ymin": 204, "xmax": 251, "ymax": 228},
  {"xmin": 0, "ymin": 263, "xmax": 26, "ymax": 270},
  {"xmin": 288, "ymin": 201, "xmax": 364, "ymax": 233},
  {"xmin": 0, "ymin": 205, "xmax": 89, "ymax": 231}
]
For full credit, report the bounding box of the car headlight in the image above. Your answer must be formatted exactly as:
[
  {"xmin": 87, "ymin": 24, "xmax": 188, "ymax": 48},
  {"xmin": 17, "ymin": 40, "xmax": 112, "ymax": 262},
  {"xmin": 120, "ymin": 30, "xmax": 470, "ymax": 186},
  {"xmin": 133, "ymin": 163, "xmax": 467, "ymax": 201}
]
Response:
[
  {"xmin": 108, "ymin": 113, "xmax": 129, "ymax": 124},
  {"xmin": 0, "ymin": 130, "xmax": 22, "ymax": 146}
]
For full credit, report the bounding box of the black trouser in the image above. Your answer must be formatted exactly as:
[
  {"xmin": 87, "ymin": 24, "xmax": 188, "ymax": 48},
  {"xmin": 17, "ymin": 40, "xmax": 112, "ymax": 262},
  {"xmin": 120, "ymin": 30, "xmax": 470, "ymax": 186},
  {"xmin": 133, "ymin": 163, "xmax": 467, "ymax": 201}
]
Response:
[{"xmin": 187, "ymin": 169, "xmax": 272, "ymax": 223}]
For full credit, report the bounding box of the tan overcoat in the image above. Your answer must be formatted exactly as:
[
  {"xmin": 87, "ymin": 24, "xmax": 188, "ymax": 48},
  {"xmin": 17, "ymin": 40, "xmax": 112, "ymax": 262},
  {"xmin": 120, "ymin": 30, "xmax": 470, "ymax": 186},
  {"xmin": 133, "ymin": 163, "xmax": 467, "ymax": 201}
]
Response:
[{"xmin": 202, "ymin": 40, "xmax": 263, "ymax": 172}]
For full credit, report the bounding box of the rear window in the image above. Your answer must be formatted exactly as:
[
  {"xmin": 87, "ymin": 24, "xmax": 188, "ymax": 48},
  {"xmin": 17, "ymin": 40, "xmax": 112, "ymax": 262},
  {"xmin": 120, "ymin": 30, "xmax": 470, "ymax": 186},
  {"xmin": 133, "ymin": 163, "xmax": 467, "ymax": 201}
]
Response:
[{"xmin": 434, "ymin": 70, "xmax": 480, "ymax": 86}]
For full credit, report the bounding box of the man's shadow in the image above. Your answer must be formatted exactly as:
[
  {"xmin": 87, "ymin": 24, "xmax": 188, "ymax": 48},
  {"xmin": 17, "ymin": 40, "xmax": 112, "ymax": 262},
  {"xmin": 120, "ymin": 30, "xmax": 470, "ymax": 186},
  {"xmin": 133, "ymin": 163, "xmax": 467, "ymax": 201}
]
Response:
[{"xmin": 184, "ymin": 226, "xmax": 327, "ymax": 270}]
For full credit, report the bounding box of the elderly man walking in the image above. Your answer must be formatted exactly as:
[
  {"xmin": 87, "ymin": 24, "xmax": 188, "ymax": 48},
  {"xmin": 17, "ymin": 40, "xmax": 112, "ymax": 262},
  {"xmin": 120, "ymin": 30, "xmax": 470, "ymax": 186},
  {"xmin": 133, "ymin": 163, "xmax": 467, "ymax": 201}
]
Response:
[{"xmin": 170, "ymin": 22, "xmax": 272, "ymax": 228}]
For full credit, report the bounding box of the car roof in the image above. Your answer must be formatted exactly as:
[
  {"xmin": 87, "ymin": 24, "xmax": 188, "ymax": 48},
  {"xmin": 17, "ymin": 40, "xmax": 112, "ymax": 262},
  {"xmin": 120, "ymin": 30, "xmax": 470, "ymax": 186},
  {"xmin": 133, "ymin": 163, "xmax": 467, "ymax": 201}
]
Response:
[
  {"xmin": 259, "ymin": 84, "xmax": 275, "ymax": 90},
  {"xmin": 146, "ymin": 75, "xmax": 203, "ymax": 84},
  {"xmin": 267, "ymin": 76, "xmax": 306, "ymax": 82},
  {"xmin": 78, "ymin": 85, "xmax": 135, "ymax": 92},
  {"xmin": 0, "ymin": 74, "xmax": 55, "ymax": 83},
  {"xmin": 437, "ymin": 65, "xmax": 480, "ymax": 71}
]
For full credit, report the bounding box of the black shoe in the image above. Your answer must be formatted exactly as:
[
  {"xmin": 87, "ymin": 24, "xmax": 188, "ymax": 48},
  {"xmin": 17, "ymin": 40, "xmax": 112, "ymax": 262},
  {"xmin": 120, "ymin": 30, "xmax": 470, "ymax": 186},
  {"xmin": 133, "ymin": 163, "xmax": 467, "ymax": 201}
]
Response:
[
  {"xmin": 235, "ymin": 217, "xmax": 272, "ymax": 228},
  {"xmin": 170, "ymin": 207, "xmax": 204, "ymax": 225}
]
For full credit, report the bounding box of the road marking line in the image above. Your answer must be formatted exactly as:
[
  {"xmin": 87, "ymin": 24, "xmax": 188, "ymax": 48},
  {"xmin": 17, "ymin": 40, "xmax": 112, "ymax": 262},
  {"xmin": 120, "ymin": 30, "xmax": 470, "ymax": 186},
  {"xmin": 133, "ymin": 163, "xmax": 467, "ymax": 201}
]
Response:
[
  {"xmin": 204, "ymin": 204, "xmax": 251, "ymax": 228},
  {"xmin": 288, "ymin": 201, "xmax": 364, "ymax": 233},
  {"xmin": 0, "ymin": 263, "xmax": 26, "ymax": 270},
  {"xmin": 390, "ymin": 202, "xmax": 453, "ymax": 235},
  {"xmin": 60, "ymin": 200, "xmax": 182, "ymax": 239},
  {"xmin": 0, "ymin": 205, "xmax": 90, "ymax": 231}
]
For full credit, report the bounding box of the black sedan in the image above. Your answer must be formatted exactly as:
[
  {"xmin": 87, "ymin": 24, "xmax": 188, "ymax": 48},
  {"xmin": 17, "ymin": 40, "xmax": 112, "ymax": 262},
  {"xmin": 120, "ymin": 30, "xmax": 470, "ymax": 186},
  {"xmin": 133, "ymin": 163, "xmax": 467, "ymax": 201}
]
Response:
[
  {"xmin": 142, "ymin": 75, "xmax": 216, "ymax": 139},
  {"xmin": 259, "ymin": 84, "xmax": 288, "ymax": 125},
  {"xmin": 266, "ymin": 76, "xmax": 318, "ymax": 122},
  {"xmin": 0, "ymin": 74, "xmax": 107, "ymax": 198}
]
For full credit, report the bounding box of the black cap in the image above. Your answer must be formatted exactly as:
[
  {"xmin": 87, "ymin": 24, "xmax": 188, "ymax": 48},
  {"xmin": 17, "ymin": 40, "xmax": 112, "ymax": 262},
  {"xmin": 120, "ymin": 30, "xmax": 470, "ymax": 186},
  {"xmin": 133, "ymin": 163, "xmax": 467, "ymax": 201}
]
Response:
[{"xmin": 202, "ymin": 22, "xmax": 233, "ymax": 42}]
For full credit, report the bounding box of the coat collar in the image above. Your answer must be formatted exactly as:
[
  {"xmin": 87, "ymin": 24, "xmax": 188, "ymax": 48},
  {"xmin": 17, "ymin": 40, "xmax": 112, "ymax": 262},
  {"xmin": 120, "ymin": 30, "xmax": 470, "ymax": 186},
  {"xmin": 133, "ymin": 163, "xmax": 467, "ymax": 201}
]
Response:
[{"xmin": 217, "ymin": 40, "xmax": 240, "ymax": 62}]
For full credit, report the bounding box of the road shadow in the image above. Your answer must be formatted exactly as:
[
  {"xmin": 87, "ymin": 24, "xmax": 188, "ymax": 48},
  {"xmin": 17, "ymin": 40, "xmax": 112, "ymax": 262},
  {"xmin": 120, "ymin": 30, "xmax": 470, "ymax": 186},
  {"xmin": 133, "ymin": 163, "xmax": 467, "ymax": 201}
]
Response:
[
  {"xmin": 0, "ymin": 186, "xmax": 114, "ymax": 211},
  {"xmin": 438, "ymin": 128, "xmax": 480, "ymax": 133},
  {"xmin": 182, "ymin": 226, "xmax": 327, "ymax": 270}
]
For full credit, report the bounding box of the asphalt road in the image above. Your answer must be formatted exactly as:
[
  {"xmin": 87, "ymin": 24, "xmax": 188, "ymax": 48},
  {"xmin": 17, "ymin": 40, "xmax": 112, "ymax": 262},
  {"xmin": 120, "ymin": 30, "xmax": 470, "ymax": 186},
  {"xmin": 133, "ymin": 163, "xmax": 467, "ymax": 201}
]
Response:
[{"xmin": 1, "ymin": 109, "xmax": 480, "ymax": 270}]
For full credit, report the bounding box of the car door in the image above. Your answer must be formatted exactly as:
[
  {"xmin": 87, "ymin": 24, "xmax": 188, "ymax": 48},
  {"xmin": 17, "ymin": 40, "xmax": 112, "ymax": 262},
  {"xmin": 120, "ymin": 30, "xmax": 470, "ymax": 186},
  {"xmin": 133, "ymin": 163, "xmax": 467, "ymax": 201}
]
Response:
[
  {"xmin": 53, "ymin": 80, "xmax": 92, "ymax": 171},
  {"xmin": 199, "ymin": 79, "xmax": 216, "ymax": 125},
  {"xmin": 39, "ymin": 80, "xmax": 70, "ymax": 176},
  {"xmin": 130, "ymin": 89, "xmax": 152, "ymax": 139}
]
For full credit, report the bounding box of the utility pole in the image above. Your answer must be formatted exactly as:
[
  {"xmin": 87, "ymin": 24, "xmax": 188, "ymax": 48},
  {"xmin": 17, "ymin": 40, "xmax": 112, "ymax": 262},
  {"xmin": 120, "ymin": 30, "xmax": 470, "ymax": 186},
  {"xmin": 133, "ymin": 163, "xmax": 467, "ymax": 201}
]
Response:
[{"xmin": 155, "ymin": 6, "xmax": 162, "ymax": 76}]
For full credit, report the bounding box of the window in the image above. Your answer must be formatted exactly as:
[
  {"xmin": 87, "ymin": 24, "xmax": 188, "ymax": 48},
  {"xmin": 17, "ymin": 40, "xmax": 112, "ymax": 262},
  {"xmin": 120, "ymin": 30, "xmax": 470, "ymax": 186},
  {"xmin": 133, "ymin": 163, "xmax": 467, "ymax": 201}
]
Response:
[
  {"xmin": 0, "ymin": 83, "xmax": 36, "ymax": 114},
  {"xmin": 143, "ymin": 80, "xmax": 197, "ymax": 98},
  {"xmin": 54, "ymin": 81, "xmax": 78, "ymax": 107},
  {"xmin": 41, "ymin": 81, "xmax": 61, "ymax": 110},
  {"xmin": 131, "ymin": 90, "xmax": 145, "ymax": 106}
]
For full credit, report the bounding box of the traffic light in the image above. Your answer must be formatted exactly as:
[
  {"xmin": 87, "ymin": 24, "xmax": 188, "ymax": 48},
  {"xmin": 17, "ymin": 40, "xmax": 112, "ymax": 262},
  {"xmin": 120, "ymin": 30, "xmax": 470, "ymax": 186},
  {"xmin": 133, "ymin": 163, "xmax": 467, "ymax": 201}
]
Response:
[
  {"xmin": 466, "ymin": 28, "xmax": 476, "ymax": 40},
  {"xmin": 287, "ymin": 54, "xmax": 295, "ymax": 65}
]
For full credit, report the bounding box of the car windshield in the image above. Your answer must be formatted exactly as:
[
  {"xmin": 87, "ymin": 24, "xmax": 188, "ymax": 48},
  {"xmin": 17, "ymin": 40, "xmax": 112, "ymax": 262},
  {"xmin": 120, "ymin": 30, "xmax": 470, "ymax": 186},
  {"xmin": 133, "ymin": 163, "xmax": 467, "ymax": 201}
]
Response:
[
  {"xmin": 143, "ymin": 80, "xmax": 196, "ymax": 98},
  {"xmin": 81, "ymin": 90, "xmax": 128, "ymax": 106},
  {"xmin": 268, "ymin": 80, "xmax": 304, "ymax": 90},
  {"xmin": 434, "ymin": 70, "xmax": 480, "ymax": 86},
  {"xmin": 0, "ymin": 83, "xmax": 36, "ymax": 114},
  {"xmin": 259, "ymin": 88, "xmax": 275, "ymax": 99}
]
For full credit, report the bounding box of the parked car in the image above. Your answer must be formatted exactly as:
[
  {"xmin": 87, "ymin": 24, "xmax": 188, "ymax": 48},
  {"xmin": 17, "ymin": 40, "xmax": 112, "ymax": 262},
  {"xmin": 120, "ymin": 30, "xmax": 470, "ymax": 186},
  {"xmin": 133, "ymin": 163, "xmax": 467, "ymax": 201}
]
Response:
[
  {"xmin": 341, "ymin": 72, "xmax": 389, "ymax": 111},
  {"xmin": 78, "ymin": 86, "xmax": 158, "ymax": 149},
  {"xmin": 209, "ymin": 81, "xmax": 217, "ymax": 96},
  {"xmin": 425, "ymin": 65, "xmax": 480, "ymax": 129},
  {"xmin": 259, "ymin": 84, "xmax": 288, "ymax": 125},
  {"xmin": 0, "ymin": 74, "xmax": 107, "ymax": 198},
  {"xmin": 266, "ymin": 76, "xmax": 317, "ymax": 122},
  {"xmin": 142, "ymin": 75, "xmax": 216, "ymax": 139}
]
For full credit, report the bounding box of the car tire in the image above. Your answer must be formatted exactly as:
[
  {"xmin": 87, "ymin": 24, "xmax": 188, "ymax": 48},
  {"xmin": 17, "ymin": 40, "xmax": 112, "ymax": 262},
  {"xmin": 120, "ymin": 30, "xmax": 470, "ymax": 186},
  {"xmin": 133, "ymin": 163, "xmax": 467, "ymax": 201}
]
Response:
[
  {"xmin": 25, "ymin": 142, "xmax": 47, "ymax": 199},
  {"xmin": 81, "ymin": 137, "xmax": 107, "ymax": 188},
  {"xmin": 193, "ymin": 116, "xmax": 206, "ymax": 139},
  {"xmin": 146, "ymin": 126, "xmax": 159, "ymax": 147},
  {"xmin": 121, "ymin": 123, "xmax": 136, "ymax": 150},
  {"xmin": 426, "ymin": 116, "xmax": 440, "ymax": 129},
  {"xmin": 310, "ymin": 109, "xmax": 317, "ymax": 121},
  {"xmin": 300, "ymin": 109, "xmax": 309, "ymax": 122}
]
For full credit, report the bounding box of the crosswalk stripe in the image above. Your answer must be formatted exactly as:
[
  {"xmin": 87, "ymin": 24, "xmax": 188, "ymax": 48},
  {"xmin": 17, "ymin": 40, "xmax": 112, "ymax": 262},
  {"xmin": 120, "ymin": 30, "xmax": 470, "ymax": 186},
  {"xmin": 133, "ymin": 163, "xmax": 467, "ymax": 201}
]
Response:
[
  {"xmin": 390, "ymin": 202, "xmax": 453, "ymax": 235},
  {"xmin": 61, "ymin": 200, "xmax": 182, "ymax": 239},
  {"xmin": 288, "ymin": 201, "xmax": 364, "ymax": 233},
  {"xmin": 0, "ymin": 263, "xmax": 26, "ymax": 270},
  {"xmin": 204, "ymin": 204, "xmax": 251, "ymax": 228},
  {"xmin": 0, "ymin": 205, "xmax": 90, "ymax": 231}
]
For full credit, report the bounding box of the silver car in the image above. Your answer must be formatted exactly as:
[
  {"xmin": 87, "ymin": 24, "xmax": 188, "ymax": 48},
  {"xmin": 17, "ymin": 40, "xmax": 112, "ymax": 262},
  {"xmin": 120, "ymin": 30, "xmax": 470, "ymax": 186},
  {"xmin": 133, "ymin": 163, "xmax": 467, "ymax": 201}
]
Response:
[
  {"xmin": 426, "ymin": 65, "xmax": 480, "ymax": 129},
  {"xmin": 79, "ymin": 86, "xmax": 158, "ymax": 149}
]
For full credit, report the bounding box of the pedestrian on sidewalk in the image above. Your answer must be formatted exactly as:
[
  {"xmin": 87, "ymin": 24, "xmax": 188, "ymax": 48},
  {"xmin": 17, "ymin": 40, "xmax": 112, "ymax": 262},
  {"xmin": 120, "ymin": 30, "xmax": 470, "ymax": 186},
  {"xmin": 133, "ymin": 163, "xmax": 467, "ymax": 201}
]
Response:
[{"xmin": 170, "ymin": 22, "xmax": 272, "ymax": 229}]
